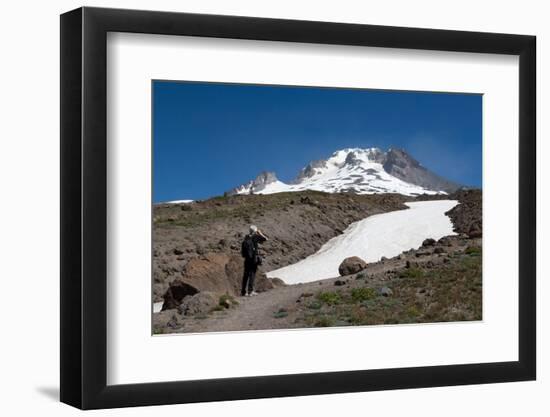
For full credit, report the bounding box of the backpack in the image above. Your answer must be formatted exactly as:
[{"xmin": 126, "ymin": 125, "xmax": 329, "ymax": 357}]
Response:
[{"xmin": 241, "ymin": 236, "xmax": 255, "ymax": 260}]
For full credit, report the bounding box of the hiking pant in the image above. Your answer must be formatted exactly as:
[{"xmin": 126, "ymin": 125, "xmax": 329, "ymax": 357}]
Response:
[{"xmin": 241, "ymin": 260, "xmax": 258, "ymax": 295}]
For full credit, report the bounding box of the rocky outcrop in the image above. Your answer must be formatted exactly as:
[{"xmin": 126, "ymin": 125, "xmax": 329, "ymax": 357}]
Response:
[
  {"xmin": 162, "ymin": 252, "xmax": 273, "ymax": 310},
  {"xmin": 227, "ymin": 171, "xmax": 279, "ymax": 195},
  {"xmin": 293, "ymin": 159, "xmax": 328, "ymax": 183},
  {"xmin": 338, "ymin": 256, "xmax": 368, "ymax": 276},
  {"xmin": 445, "ymin": 189, "xmax": 482, "ymax": 238},
  {"xmin": 382, "ymin": 148, "xmax": 461, "ymax": 193}
]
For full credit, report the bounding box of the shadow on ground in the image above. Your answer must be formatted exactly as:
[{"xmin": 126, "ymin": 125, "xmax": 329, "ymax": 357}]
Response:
[{"xmin": 35, "ymin": 386, "xmax": 59, "ymax": 401}]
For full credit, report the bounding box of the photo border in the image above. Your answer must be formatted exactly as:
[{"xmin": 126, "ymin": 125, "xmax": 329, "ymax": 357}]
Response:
[{"xmin": 60, "ymin": 6, "xmax": 536, "ymax": 409}]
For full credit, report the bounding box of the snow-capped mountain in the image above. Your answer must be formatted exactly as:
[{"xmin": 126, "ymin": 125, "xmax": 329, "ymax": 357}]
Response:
[{"xmin": 227, "ymin": 148, "xmax": 461, "ymax": 197}]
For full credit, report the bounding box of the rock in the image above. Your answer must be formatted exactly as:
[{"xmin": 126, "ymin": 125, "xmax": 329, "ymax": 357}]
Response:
[
  {"xmin": 338, "ymin": 256, "xmax": 368, "ymax": 276},
  {"xmin": 185, "ymin": 253, "xmax": 239, "ymax": 293},
  {"xmin": 406, "ymin": 260, "xmax": 419, "ymax": 268},
  {"xmin": 334, "ymin": 280, "xmax": 346, "ymax": 286},
  {"xmin": 422, "ymin": 238, "xmax": 436, "ymax": 247},
  {"xmin": 438, "ymin": 236, "xmax": 454, "ymax": 247},
  {"xmin": 378, "ymin": 287, "xmax": 393, "ymax": 297},
  {"xmin": 178, "ymin": 292, "xmax": 218, "ymax": 316},
  {"xmin": 173, "ymin": 248, "xmax": 184, "ymax": 255},
  {"xmin": 162, "ymin": 252, "xmax": 274, "ymax": 308},
  {"xmin": 433, "ymin": 247, "xmax": 446, "ymax": 254},
  {"xmin": 162, "ymin": 281, "xmax": 199, "ymax": 310},
  {"xmin": 152, "ymin": 310, "xmax": 177, "ymax": 332},
  {"xmin": 380, "ymin": 256, "xmax": 388, "ymax": 262},
  {"xmin": 270, "ymin": 277, "xmax": 286, "ymax": 288},
  {"xmin": 468, "ymin": 222, "xmax": 482, "ymax": 238},
  {"xmin": 255, "ymin": 272, "xmax": 275, "ymax": 292},
  {"xmin": 416, "ymin": 250, "xmax": 432, "ymax": 257}
]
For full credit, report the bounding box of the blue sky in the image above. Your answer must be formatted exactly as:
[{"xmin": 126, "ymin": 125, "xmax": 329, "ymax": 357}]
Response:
[{"xmin": 153, "ymin": 81, "xmax": 482, "ymax": 202}]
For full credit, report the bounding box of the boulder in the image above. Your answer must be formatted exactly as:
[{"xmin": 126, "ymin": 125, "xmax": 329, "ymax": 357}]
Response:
[
  {"xmin": 338, "ymin": 256, "xmax": 368, "ymax": 276},
  {"xmin": 178, "ymin": 292, "xmax": 218, "ymax": 316},
  {"xmin": 162, "ymin": 281, "xmax": 199, "ymax": 311},
  {"xmin": 378, "ymin": 287, "xmax": 393, "ymax": 297},
  {"xmin": 255, "ymin": 272, "xmax": 275, "ymax": 292},
  {"xmin": 162, "ymin": 252, "xmax": 274, "ymax": 309},
  {"xmin": 270, "ymin": 277, "xmax": 286, "ymax": 288},
  {"xmin": 422, "ymin": 238, "xmax": 436, "ymax": 247},
  {"xmin": 437, "ymin": 236, "xmax": 454, "ymax": 247},
  {"xmin": 152, "ymin": 310, "xmax": 177, "ymax": 330}
]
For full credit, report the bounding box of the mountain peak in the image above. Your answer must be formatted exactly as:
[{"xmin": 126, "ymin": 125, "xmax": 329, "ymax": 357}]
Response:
[
  {"xmin": 226, "ymin": 147, "xmax": 461, "ymax": 197},
  {"xmin": 227, "ymin": 171, "xmax": 279, "ymax": 195}
]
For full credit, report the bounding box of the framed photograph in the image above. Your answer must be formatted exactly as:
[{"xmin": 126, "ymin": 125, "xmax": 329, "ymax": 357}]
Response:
[{"xmin": 60, "ymin": 7, "xmax": 536, "ymax": 409}]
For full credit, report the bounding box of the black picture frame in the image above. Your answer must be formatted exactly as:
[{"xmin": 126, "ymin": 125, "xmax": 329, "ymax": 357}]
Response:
[{"xmin": 60, "ymin": 6, "xmax": 536, "ymax": 410}]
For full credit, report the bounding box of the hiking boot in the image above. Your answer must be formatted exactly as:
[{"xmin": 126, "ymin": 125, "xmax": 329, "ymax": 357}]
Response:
[{"xmin": 248, "ymin": 291, "xmax": 258, "ymax": 296}]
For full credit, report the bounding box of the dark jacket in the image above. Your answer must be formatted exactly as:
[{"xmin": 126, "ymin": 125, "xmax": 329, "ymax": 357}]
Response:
[{"xmin": 241, "ymin": 233, "xmax": 267, "ymax": 265}]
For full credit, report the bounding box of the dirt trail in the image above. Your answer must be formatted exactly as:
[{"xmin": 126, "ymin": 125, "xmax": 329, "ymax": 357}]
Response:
[{"xmin": 164, "ymin": 257, "xmax": 404, "ymax": 333}]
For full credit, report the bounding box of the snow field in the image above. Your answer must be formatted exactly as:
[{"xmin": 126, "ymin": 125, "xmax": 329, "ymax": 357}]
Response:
[{"xmin": 266, "ymin": 200, "xmax": 458, "ymax": 284}]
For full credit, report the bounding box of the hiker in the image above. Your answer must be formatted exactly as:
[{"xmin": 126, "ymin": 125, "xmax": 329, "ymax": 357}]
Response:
[{"xmin": 241, "ymin": 225, "xmax": 268, "ymax": 296}]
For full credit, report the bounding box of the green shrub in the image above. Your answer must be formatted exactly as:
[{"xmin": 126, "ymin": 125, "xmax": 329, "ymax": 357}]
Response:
[
  {"xmin": 317, "ymin": 291, "xmax": 341, "ymax": 305},
  {"xmin": 219, "ymin": 294, "xmax": 238, "ymax": 307},
  {"xmin": 351, "ymin": 287, "xmax": 377, "ymax": 302},
  {"xmin": 399, "ymin": 267, "xmax": 424, "ymax": 279},
  {"xmin": 465, "ymin": 246, "xmax": 482, "ymax": 256},
  {"xmin": 307, "ymin": 301, "xmax": 322, "ymax": 310},
  {"xmin": 405, "ymin": 306, "xmax": 420, "ymax": 318},
  {"xmin": 273, "ymin": 309, "xmax": 288, "ymax": 319}
]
